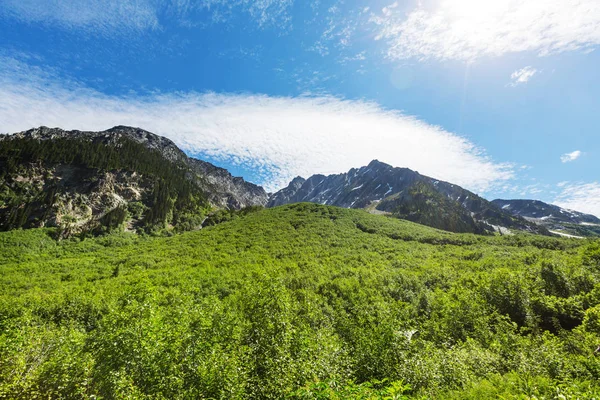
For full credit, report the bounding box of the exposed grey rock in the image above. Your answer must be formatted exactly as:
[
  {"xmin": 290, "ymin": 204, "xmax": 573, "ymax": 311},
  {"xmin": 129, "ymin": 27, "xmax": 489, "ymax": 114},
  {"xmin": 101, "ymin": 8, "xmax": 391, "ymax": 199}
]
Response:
[
  {"xmin": 268, "ymin": 160, "xmax": 547, "ymax": 235},
  {"xmin": 3, "ymin": 126, "xmax": 268, "ymax": 209},
  {"xmin": 492, "ymin": 199, "xmax": 600, "ymax": 224},
  {"xmin": 189, "ymin": 158, "xmax": 268, "ymax": 209},
  {"xmin": 268, "ymin": 160, "xmax": 419, "ymax": 208},
  {"xmin": 492, "ymin": 199, "xmax": 600, "ymax": 237}
]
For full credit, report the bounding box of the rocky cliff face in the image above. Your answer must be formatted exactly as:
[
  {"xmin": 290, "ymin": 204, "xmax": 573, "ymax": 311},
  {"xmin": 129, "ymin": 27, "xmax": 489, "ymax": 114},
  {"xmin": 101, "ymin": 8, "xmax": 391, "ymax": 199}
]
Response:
[
  {"xmin": 268, "ymin": 161, "xmax": 420, "ymax": 209},
  {"xmin": 0, "ymin": 126, "xmax": 267, "ymax": 235},
  {"xmin": 3, "ymin": 126, "xmax": 268, "ymax": 208},
  {"xmin": 492, "ymin": 199, "xmax": 600, "ymax": 237},
  {"xmin": 188, "ymin": 158, "xmax": 268, "ymax": 209},
  {"xmin": 268, "ymin": 160, "xmax": 547, "ymax": 235}
]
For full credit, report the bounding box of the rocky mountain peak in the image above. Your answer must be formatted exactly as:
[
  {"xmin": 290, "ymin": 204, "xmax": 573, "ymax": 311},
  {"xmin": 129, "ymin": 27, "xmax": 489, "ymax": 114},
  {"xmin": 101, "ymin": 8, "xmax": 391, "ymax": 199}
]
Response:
[
  {"xmin": 366, "ymin": 159, "xmax": 391, "ymax": 169},
  {"xmin": 268, "ymin": 161, "xmax": 547, "ymax": 235},
  {"xmin": 1, "ymin": 126, "xmax": 269, "ymax": 235},
  {"xmin": 10, "ymin": 126, "xmax": 188, "ymax": 165},
  {"xmin": 492, "ymin": 199, "xmax": 600, "ymax": 237},
  {"xmin": 104, "ymin": 126, "xmax": 180, "ymax": 151},
  {"xmin": 4, "ymin": 125, "xmax": 269, "ymax": 207},
  {"xmin": 290, "ymin": 176, "xmax": 307, "ymax": 185}
]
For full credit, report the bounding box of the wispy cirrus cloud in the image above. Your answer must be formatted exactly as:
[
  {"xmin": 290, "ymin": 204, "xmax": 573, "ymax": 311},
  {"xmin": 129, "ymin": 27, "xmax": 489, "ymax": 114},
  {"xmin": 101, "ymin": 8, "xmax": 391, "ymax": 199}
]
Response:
[
  {"xmin": 175, "ymin": 0, "xmax": 294, "ymax": 29},
  {"xmin": 0, "ymin": 0, "xmax": 294, "ymax": 36},
  {"xmin": 0, "ymin": 0, "xmax": 160, "ymax": 34},
  {"xmin": 554, "ymin": 182, "xmax": 600, "ymax": 218},
  {"xmin": 305, "ymin": 2, "xmax": 364, "ymax": 60},
  {"xmin": 510, "ymin": 67, "xmax": 537, "ymax": 86},
  {"xmin": 561, "ymin": 150, "xmax": 582, "ymax": 163},
  {"xmin": 0, "ymin": 56, "xmax": 514, "ymax": 192},
  {"xmin": 372, "ymin": 0, "xmax": 600, "ymax": 61}
]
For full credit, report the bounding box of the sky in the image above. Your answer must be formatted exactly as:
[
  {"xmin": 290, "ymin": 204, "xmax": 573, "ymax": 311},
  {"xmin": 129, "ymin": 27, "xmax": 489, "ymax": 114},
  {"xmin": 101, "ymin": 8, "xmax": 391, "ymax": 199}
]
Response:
[{"xmin": 0, "ymin": 0, "xmax": 599, "ymax": 216}]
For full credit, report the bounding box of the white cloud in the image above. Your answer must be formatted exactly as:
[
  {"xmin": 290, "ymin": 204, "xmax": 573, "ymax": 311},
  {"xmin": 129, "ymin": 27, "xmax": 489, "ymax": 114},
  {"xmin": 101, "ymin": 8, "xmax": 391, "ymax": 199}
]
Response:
[
  {"xmin": 0, "ymin": 56, "xmax": 514, "ymax": 192},
  {"xmin": 499, "ymin": 182, "xmax": 549, "ymax": 198},
  {"xmin": 0, "ymin": 0, "xmax": 294, "ymax": 35},
  {"xmin": 381, "ymin": 2, "xmax": 399, "ymax": 17},
  {"xmin": 554, "ymin": 182, "xmax": 600, "ymax": 218},
  {"xmin": 307, "ymin": 42, "xmax": 330, "ymax": 57},
  {"xmin": 339, "ymin": 51, "xmax": 366, "ymax": 64},
  {"xmin": 314, "ymin": 2, "xmax": 359, "ymax": 52},
  {"xmin": 196, "ymin": 0, "xmax": 294, "ymax": 28},
  {"xmin": 561, "ymin": 150, "xmax": 582, "ymax": 163},
  {"xmin": 0, "ymin": 0, "xmax": 160, "ymax": 34},
  {"xmin": 510, "ymin": 67, "xmax": 537, "ymax": 86},
  {"xmin": 372, "ymin": 0, "xmax": 600, "ymax": 61}
]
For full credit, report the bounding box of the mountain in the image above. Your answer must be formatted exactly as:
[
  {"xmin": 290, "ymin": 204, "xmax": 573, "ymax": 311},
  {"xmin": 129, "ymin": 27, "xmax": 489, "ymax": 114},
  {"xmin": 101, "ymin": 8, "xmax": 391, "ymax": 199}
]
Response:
[
  {"xmin": 492, "ymin": 199, "xmax": 600, "ymax": 237},
  {"xmin": 268, "ymin": 160, "xmax": 547, "ymax": 235},
  {"xmin": 0, "ymin": 126, "xmax": 267, "ymax": 236}
]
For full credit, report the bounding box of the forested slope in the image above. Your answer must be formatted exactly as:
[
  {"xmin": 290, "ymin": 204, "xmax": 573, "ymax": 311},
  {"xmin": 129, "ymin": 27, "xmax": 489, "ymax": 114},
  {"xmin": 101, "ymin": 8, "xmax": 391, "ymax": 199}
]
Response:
[
  {"xmin": 1, "ymin": 204, "xmax": 600, "ymax": 398},
  {"xmin": 0, "ymin": 126, "xmax": 267, "ymax": 237}
]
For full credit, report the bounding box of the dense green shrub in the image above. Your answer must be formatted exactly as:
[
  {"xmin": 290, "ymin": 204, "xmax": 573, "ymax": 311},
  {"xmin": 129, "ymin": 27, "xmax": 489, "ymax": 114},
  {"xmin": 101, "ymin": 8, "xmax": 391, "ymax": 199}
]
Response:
[{"xmin": 0, "ymin": 204, "xmax": 599, "ymax": 398}]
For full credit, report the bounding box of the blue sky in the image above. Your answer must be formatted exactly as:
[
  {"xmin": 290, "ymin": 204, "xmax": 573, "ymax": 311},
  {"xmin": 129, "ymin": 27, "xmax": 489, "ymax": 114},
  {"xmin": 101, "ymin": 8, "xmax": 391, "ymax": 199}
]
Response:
[{"xmin": 1, "ymin": 0, "xmax": 599, "ymax": 215}]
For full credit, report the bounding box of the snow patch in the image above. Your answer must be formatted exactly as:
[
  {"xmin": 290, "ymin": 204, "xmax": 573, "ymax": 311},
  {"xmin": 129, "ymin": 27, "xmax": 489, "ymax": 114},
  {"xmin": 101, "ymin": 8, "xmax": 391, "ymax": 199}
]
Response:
[
  {"xmin": 488, "ymin": 224, "xmax": 513, "ymax": 235},
  {"xmin": 383, "ymin": 184, "xmax": 393, "ymax": 197},
  {"xmin": 549, "ymin": 230, "xmax": 584, "ymax": 239}
]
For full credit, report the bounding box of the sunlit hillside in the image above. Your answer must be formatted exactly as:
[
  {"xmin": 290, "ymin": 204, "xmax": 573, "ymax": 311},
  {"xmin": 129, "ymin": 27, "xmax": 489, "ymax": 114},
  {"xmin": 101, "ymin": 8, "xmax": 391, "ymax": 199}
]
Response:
[{"xmin": 1, "ymin": 203, "xmax": 599, "ymax": 398}]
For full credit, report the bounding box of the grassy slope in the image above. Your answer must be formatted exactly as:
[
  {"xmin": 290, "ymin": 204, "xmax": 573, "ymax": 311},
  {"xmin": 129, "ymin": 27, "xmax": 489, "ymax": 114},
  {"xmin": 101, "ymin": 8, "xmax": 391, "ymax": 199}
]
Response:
[{"xmin": 1, "ymin": 203, "xmax": 600, "ymax": 399}]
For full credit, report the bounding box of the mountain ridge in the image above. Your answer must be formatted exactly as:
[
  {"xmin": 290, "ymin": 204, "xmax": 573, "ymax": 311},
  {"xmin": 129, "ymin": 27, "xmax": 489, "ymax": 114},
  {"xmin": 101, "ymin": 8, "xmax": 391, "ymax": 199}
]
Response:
[
  {"xmin": 2, "ymin": 126, "xmax": 596, "ymax": 237},
  {"xmin": 0, "ymin": 125, "xmax": 267, "ymax": 208},
  {"xmin": 2, "ymin": 126, "xmax": 268, "ymax": 209},
  {"xmin": 268, "ymin": 159, "xmax": 548, "ymax": 235},
  {"xmin": 492, "ymin": 199, "xmax": 600, "ymax": 237},
  {"xmin": 0, "ymin": 126, "xmax": 267, "ymax": 235}
]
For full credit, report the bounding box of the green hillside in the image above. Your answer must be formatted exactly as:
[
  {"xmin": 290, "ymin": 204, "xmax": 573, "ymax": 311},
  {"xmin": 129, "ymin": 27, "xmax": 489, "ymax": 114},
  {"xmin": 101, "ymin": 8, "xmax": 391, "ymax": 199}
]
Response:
[{"xmin": 1, "ymin": 203, "xmax": 600, "ymax": 398}]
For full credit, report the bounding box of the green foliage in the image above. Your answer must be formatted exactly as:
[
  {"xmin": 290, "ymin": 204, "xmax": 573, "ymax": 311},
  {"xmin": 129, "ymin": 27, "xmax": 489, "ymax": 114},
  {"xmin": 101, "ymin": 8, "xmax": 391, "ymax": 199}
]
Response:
[
  {"xmin": 383, "ymin": 181, "xmax": 489, "ymax": 234},
  {"xmin": 292, "ymin": 379, "xmax": 411, "ymax": 399},
  {"xmin": 128, "ymin": 201, "xmax": 148, "ymax": 219},
  {"xmin": 0, "ymin": 203, "xmax": 599, "ymax": 398},
  {"xmin": 584, "ymin": 242, "xmax": 600, "ymax": 268},
  {"xmin": 443, "ymin": 372, "xmax": 600, "ymax": 399},
  {"xmin": 583, "ymin": 304, "xmax": 600, "ymax": 335},
  {"xmin": 203, "ymin": 205, "xmax": 264, "ymax": 227}
]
